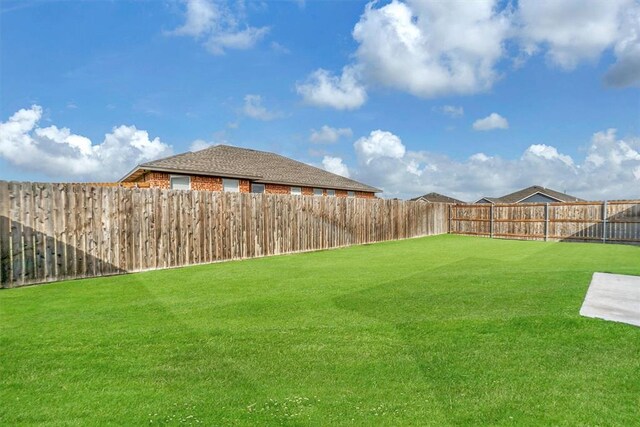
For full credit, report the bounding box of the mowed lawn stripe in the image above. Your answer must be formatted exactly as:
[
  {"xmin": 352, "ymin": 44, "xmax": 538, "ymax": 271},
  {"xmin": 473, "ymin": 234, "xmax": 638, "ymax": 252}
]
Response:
[{"xmin": 1, "ymin": 235, "xmax": 639, "ymax": 425}]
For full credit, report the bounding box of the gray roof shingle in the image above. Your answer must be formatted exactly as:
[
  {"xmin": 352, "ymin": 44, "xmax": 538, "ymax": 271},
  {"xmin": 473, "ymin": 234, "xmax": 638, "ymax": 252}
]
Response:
[
  {"xmin": 122, "ymin": 145, "xmax": 381, "ymax": 193},
  {"xmin": 409, "ymin": 192, "xmax": 466, "ymax": 204},
  {"xmin": 476, "ymin": 185, "xmax": 583, "ymax": 203}
]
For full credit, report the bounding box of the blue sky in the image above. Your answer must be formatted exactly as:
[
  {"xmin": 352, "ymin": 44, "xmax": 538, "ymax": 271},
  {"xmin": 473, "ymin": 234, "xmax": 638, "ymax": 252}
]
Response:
[{"xmin": 1, "ymin": 0, "xmax": 639, "ymax": 201}]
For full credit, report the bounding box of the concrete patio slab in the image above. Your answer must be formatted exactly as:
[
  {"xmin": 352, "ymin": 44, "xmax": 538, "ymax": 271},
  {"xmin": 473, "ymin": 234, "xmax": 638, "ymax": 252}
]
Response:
[{"xmin": 580, "ymin": 272, "xmax": 640, "ymax": 327}]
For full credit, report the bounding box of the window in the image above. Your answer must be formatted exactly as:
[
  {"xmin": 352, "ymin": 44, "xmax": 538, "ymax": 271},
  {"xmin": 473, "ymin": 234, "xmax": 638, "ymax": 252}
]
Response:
[
  {"xmin": 347, "ymin": 191, "xmax": 355, "ymax": 198},
  {"xmin": 313, "ymin": 188, "xmax": 323, "ymax": 197},
  {"xmin": 170, "ymin": 175, "xmax": 190, "ymax": 190},
  {"xmin": 251, "ymin": 183, "xmax": 265, "ymax": 194},
  {"xmin": 223, "ymin": 178, "xmax": 239, "ymax": 193},
  {"xmin": 326, "ymin": 189, "xmax": 336, "ymax": 197},
  {"xmin": 290, "ymin": 187, "xmax": 302, "ymax": 196}
]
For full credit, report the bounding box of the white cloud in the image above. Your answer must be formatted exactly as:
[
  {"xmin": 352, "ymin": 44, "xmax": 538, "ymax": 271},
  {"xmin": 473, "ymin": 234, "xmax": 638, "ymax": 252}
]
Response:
[
  {"xmin": 270, "ymin": 41, "xmax": 290, "ymax": 54},
  {"xmin": 519, "ymin": 0, "xmax": 630, "ymax": 69},
  {"xmin": 322, "ymin": 156, "xmax": 350, "ymax": 178},
  {"xmin": 171, "ymin": 0, "xmax": 218, "ymax": 37},
  {"xmin": 470, "ymin": 153, "xmax": 491, "ymax": 162},
  {"xmin": 352, "ymin": 0, "xmax": 511, "ymax": 99},
  {"xmin": 190, "ymin": 139, "xmax": 212, "ymax": 151},
  {"xmin": 296, "ymin": 66, "xmax": 367, "ymax": 110},
  {"xmin": 206, "ymin": 26, "xmax": 270, "ymax": 55},
  {"xmin": 297, "ymin": 0, "xmax": 639, "ymax": 108},
  {"xmin": 472, "ymin": 113, "xmax": 509, "ymax": 131},
  {"xmin": 189, "ymin": 130, "xmax": 229, "ymax": 151},
  {"xmin": 585, "ymin": 128, "xmax": 640, "ymax": 167},
  {"xmin": 604, "ymin": 5, "xmax": 640, "ymax": 87},
  {"xmin": 436, "ymin": 105, "xmax": 464, "ymax": 118},
  {"xmin": 344, "ymin": 128, "xmax": 640, "ymax": 201},
  {"xmin": 170, "ymin": 0, "xmax": 269, "ymax": 55},
  {"xmin": 523, "ymin": 144, "xmax": 574, "ymax": 167},
  {"xmin": 515, "ymin": 0, "xmax": 640, "ymax": 87},
  {"xmin": 0, "ymin": 105, "xmax": 172, "ymax": 181},
  {"xmin": 242, "ymin": 94, "xmax": 281, "ymax": 121},
  {"xmin": 310, "ymin": 125, "xmax": 353, "ymax": 144},
  {"xmin": 354, "ymin": 130, "xmax": 406, "ymax": 165}
]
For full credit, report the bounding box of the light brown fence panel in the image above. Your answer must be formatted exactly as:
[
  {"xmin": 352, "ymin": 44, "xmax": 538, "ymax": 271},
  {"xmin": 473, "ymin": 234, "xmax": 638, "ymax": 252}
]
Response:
[
  {"xmin": 548, "ymin": 202, "xmax": 602, "ymax": 241},
  {"xmin": 493, "ymin": 204, "xmax": 546, "ymax": 240},
  {"xmin": 0, "ymin": 181, "xmax": 449, "ymax": 288},
  {"xmin": 450, "ymin": 204, "xmax": 491, "ymax": 236},
  {"xmin": 451, "ymin": 201, "xmax": 640, "ymax": 245}
]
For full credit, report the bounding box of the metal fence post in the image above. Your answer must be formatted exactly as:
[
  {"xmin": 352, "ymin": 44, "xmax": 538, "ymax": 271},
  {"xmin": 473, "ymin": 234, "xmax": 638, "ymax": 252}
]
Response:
[
  {"xmin": 544, "ymin": 203, "xmax": 549, "ymax": 241},
  {"xmin": 602, "ymin": 200, "xmax": 608, "ymax": 244}
]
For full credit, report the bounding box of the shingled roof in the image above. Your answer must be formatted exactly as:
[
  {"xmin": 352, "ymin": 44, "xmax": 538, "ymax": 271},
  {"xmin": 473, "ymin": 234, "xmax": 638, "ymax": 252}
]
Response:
[
  {"xmin": 409, "ymin": 192, "xmax": 466, "ymax": 204},
  {"xmin": 121, "ymin": 145, "xmax": 381, "ymax": 193},
  {"xmin": 476, "ymin": 185, "xmax": 583, "ymax": 204}
]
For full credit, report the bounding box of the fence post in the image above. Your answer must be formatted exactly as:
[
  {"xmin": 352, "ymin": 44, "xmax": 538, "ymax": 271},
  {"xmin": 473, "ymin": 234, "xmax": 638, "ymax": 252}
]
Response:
[
  {"xmin": 544, "ymin": 203, "xmax": 549, "ymax": 242},
  {"xmin": 602, "ymin": 200, "xmax": 608, "ymax": 244},
  {"xmin": 448, "ymin": 204, "xmax": 452, "ymax": 234},
  {"xmin": 490, "ymin": 204, "xmax": 494, "ymax": 239}
]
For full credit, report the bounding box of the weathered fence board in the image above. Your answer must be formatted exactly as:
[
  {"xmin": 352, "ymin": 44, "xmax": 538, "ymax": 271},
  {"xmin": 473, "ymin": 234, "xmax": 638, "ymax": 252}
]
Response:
[
  {"xmin": 0, "ymin": 181, "xmax": 449, "ymax": 288},
  {"xmin": 451, "ymin": 201, "xmax": 640, "ymax": 244}
]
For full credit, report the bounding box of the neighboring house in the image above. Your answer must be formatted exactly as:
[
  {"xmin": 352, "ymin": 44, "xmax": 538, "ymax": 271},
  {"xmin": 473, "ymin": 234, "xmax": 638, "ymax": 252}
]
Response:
[
  {"xmin": 410, "ymin": 192, "xmax": 466, "ymax": 204},
  {"xmin": 475, "ymin": 185, "xmax": 584, "ymax": 204},
  {"xmin": 120, "ymin": 144, "xmax": 380, "ymax": 198}
]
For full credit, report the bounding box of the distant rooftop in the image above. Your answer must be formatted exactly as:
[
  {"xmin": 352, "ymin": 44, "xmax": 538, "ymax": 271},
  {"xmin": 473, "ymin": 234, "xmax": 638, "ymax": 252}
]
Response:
[
  {"xmin": 410, "ymin": 192, "xmax": 466, "ymax": 204},
  {"xmin": 476, "ymin": 185, "xmax": 584, "ymax": 204}
]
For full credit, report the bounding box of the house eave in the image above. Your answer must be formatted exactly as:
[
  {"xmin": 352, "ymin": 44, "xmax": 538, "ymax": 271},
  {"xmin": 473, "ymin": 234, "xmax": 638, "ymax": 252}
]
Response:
[
  {"xmin": 120, "ymin": 166, "xmax": 380, "ymax": 193},
  {"xmin": 514, "ymin": 191, "xmax": 564, "ymax": 204},
  {"xmin": 474, "ymin": 197, "xmax": 496, "ymax": 204},
  {"xmin": 253, "ymin": 178, "xmax": 380, "ymax": 193},
  {"xmin": 119, "ymin": 166, "xmax": 263, "ymax": 183}
]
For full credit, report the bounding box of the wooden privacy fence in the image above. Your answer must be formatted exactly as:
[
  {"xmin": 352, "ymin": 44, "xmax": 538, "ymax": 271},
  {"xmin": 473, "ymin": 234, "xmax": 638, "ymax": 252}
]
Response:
[
  {"xmin": 450, "ymin": 201, "xmax": 640, "ymax": 244},
  {"xmin": 0, "ymin": 181, "xmax": 449, "ymax": 288}
]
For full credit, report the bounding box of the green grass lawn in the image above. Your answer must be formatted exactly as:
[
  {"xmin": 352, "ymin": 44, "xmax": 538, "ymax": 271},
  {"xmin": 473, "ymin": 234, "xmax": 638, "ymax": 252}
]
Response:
[{"xmin": 1, "ymin": 235, "xmax": 639, "ymax": 425}]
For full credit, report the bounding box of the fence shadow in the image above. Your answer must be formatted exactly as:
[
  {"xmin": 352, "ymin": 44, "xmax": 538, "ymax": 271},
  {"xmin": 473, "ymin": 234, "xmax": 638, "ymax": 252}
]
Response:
[
  {"xmin": 561, "ymin": 202, "xmax": 640, "ymax": 245},
  {"xmin": 1, "ymin": 216, "xmax": 126, "ymax": 288},
  {"xmin": 1, "ymin": 182, "xmax": 449, "ymax": 288}
]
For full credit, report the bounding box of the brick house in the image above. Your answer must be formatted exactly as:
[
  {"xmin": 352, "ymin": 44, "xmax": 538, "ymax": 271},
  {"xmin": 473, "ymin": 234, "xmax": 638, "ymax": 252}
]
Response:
[{"xmin": 120, "ymin": 144, "xmax": 380, "ymax": 198}]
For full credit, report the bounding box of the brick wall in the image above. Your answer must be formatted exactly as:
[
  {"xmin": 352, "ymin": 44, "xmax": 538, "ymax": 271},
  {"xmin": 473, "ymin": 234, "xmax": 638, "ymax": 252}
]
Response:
[
  {"xmin": 356, "ymin": 191, "xmax": 376, "ymax": 199},
  {"xmin": 192, "ymin": 176, "xmax": 222, "ymax": 191},
  {"xmin": 132, "ymin": 172, "xmax": 376, "ymax": 198},
  {"xmin": 265, "ymin": 184, "xmax": 290, "ymax": 194},
  {"xmin": 143, "ymin": 172, "xmax": 170, "ymax": 189}
]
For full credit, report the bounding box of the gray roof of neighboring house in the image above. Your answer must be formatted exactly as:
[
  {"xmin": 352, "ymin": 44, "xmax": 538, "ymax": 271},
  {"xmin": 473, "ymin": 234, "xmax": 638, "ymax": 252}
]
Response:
[
  {"xmin": 475, "ymin": 185, "xmax": 584, "ymax": 204},
  {"xmin": 410, "ymin": 192, "xmax": 466, "ymax": 204},
  {"xmin": 121, "ymin": 144, "xmax": 381, "ymax": 193}
]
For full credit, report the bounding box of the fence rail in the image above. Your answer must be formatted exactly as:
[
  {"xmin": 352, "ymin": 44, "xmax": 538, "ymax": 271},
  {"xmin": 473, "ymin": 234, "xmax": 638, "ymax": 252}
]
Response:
[
  {"xmin": 449, "ymin": 201, "xmax": 640, "ymax": 243},
  {"xmin": 0, "ymin": 181, "xmax": 449, "ymax": 288}
]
